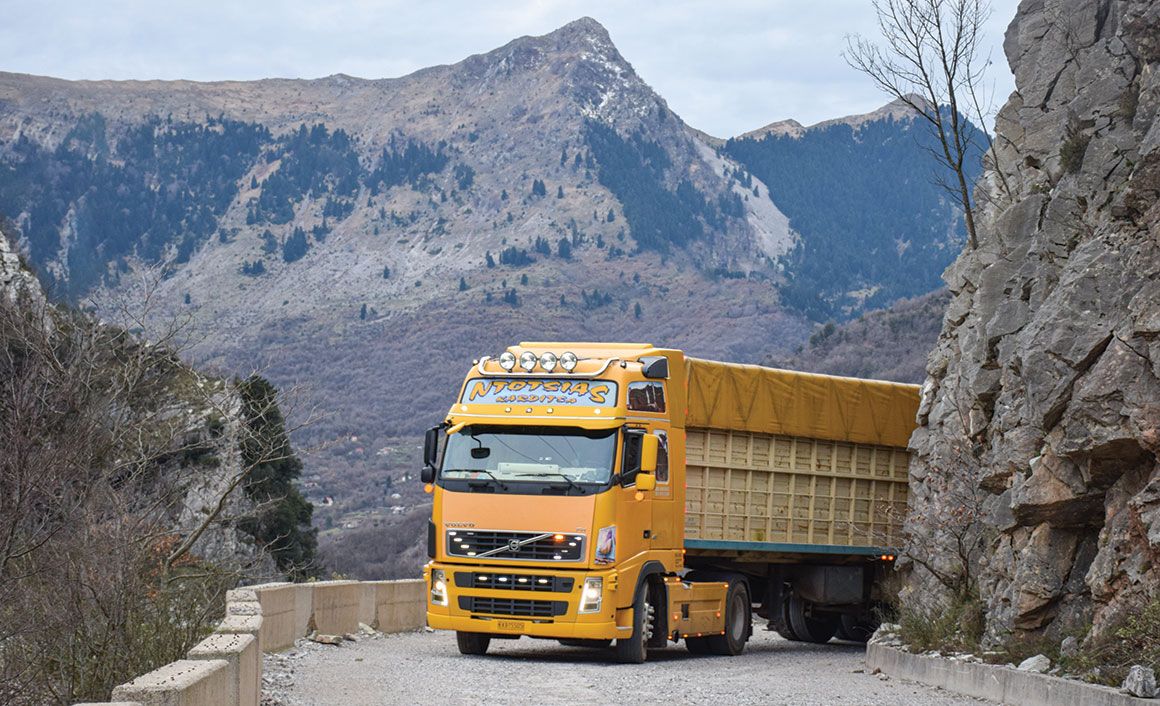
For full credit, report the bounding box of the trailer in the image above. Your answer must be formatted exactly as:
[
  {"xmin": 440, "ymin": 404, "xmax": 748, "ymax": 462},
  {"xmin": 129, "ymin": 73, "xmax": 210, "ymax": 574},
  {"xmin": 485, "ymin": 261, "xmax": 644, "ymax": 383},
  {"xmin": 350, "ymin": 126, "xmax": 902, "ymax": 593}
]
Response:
[{"xmin": 422, "ymin": 343, "xmax": 918, "ymax": 662}]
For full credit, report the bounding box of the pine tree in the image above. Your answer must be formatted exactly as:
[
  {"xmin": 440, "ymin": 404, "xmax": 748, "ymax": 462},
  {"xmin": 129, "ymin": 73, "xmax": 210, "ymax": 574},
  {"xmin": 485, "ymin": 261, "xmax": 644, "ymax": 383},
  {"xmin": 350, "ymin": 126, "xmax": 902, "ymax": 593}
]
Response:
[
  {"xmin": 359, "ymin": 303, "xmax": 367, "ymax": 320},
  {"xmin": 634, "ymin": 302, "xmax": 642, "ymax": 319},
  {"xmin": 557, "ymin": 185, "xmax": 565, "ymax": 199},
  {"xmin": 382, "ymin": 265, "xmax": 391, "ymax": 279},
  {"xmin": 485, "ymin": 251, "xmax": 496, "ymax": 268},
  {"xmin": 520, "ymin": 273, "xmax": 528, "ymax": 286},
  {"xmin": 237, "ymin": 376, "xmax": 317, "ymax": 579},
  {"xmin": 458, "ymin": 276, "xmax": 468, "ymax": 291}
]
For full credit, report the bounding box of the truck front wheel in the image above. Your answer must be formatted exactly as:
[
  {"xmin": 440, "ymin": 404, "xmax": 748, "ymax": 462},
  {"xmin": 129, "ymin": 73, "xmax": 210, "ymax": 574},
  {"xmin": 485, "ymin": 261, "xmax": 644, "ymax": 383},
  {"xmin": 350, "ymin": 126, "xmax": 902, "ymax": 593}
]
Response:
[
  {"xmin": 456, "ymin": 631, "xmax": 491, "ymax": 655},
  {"xmin": 615, "ymin": 586, "xmax": 654, "ymax": 664}
]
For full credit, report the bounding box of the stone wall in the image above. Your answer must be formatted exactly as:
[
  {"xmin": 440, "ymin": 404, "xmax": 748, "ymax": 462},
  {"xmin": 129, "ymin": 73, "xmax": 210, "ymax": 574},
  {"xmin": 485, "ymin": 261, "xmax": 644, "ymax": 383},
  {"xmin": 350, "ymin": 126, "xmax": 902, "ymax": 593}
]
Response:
[
  {"xmin": 906, "ymin": 0, "xmax": 1160, "ymax": 643},
  {"xmin": 75, "ymin": 579, "xmax": 424, "ymax": 706}
]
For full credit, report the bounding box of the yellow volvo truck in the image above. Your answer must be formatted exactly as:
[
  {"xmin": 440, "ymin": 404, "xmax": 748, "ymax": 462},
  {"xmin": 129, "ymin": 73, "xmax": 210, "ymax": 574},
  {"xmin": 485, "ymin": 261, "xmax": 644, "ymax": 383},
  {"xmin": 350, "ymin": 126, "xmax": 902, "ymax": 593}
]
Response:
[{"xmin": 422, "ymin": 342, "xmax": 918, "ymax": 663}]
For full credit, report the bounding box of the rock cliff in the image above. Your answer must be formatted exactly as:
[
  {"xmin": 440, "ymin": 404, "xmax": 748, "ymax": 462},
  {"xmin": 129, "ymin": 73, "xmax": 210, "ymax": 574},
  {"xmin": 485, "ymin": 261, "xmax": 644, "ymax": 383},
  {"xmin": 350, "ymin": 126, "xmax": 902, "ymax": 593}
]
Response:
[{"xmin": 906, "ymin": 0, "xmax": 1160, "ymax": 643}]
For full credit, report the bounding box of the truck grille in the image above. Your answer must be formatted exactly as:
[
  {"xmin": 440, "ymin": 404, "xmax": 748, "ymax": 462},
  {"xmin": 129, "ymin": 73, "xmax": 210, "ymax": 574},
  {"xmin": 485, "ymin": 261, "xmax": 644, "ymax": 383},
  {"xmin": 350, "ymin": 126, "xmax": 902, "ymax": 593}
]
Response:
[
  {"xmin": 454, "ymin": 572, "xmax": 574, "ymax": 593},
  {"xmin": 446, "ymin": 530, "xmax": 585, "ymax": 561},
  {"xmin": 458, "ymin": 596, "xmax": 568, "ymax": 618}
]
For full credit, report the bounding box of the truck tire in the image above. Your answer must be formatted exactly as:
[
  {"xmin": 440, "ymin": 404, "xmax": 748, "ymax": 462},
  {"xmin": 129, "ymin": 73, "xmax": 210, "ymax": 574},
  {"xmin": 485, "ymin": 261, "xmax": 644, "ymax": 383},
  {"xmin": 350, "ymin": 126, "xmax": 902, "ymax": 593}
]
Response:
[
  {"xmin": 456, "ymin": 631, "xmax": 491, "ymax": 655},
  {"xmin": 704, "ymin": 577, "xmax": 750, "ymax": 656},
  {"xmin": 787, "ymin": 594, "xmax": 838, "ymax": 644},
  {"xmin": 615, "ymin": 585, "xmax": 654, "ymax": 664},
  {"xmin": 773, "ymin": 596, "xmax": 802, "ymax": 641},
  {"xmin": 558, "ymin": 638, "xmax": 612, "ymax": 648},
  {"xmin": 836, "ymin": 613, "xmax": 879, "ymax": 643}
]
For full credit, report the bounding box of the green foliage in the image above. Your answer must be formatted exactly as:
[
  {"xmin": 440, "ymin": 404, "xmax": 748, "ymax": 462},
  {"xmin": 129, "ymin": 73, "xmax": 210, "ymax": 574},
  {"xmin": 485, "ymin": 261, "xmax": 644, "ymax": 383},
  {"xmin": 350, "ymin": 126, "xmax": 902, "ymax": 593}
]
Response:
[
  {"xmin": 584, "ymin": 120, "xmax": 718, "ymax": 252},
  {"xmin": 556, "ymin": 185, "xmax": 565, "ymax": 199},
  {"xmin": 382, "ymin": 265, "xmax": 391, "ymax": 279},
  {"xmin": 556, "ymin": 237, "xmax": 572, "ymax": 260},
  {"xmin": 1060, "ymin": 124, "xmax": 1091, "ymax": 174},
  {"xmin": 458, "ymin": 276, "xmax": 468, "ymax": 291},
  {"xmin": 501, "ymin": 288, "xmax": 519, "ymax": 306},
  {"xmin": 260, "ymin": 230, "xmax": 278, "ymax": 254},
  {"xmin": 633, "ymin": 302, "xmax": 642, "ymax": 319},
  {"xmin": 366, "ymin": 135, "xmax": 449, "ymax": 194},
  {"xmin": 240, "ymin": 259, "xmax": 266, "ymax": 276},
  {"xmin": 531, "ymin": 178, "xmax": 547, "ymax": 197},
  {"xmin": 236, "ymin": 376, "xmax": 318, "ymax": 579},
  {"xmin": 254, "ymin": 123, "xmax": 360, "ymax": 224},
  {"xmin": 485, "ymin": 251, "xmax": 496, "ymax": 268},
  {"xmin": 282, "ymin": 227, "xmax": 309, "ymax": 263},
  {"xmin": 724, "ymin": 112, "xmax": 984, "ymax": 320},
  {"xmin": 359, "ymin": 303, "xmax": 367, "ymax": 320},
  {"xmin": 581, "ymin": 288, "xmax": 614, "ymax": 309},
  {"xmin": 499, "ymin": 246, "xmax": 533, "ymax": 266},
  {"xmin": 897, "ymin": 590, "xmax": 985, "ymax": 654},
  {"xmin": 454, "ymin": 163, "xmax": 475, "ymax": 191},
  {"xmin": 0, "ymin": 114, "xmax": 267, "ymax": 296},
  {"xmin": 1059, "ymin": 597, "xmax": 1160, "ymax": 685}
]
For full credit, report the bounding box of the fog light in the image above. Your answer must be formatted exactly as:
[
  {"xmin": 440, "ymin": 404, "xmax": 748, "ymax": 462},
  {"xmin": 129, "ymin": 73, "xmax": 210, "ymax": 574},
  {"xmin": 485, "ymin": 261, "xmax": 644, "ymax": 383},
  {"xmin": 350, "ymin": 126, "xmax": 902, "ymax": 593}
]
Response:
[
  {"xmin": 540, "ymin": 352, "xmax": 558, "ymax": 372},
  {"xmin": 498, "ymin": 351, "xmax": 517, "ymax": 371},
  {"xmin": 560, "ymin": 351, "xmax": 578, "ymax": 372},
  {"xmin": 519, "ymin": 351, "xmax": 537, "ymax": 372},
  {"xmin": 430, "ymin": 568, "xmax": 448, "ymax": 606},
  {"xmin": 579, "ymin": 577, "xmax": 603, "ymax": 613}
]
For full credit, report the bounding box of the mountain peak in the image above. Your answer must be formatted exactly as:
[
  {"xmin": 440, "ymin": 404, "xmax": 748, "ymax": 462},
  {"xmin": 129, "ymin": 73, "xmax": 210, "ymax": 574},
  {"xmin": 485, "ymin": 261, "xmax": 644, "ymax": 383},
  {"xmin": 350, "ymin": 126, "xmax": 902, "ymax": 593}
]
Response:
[{"xmin": 738, "ymin": 95, "xmax": 930, "ymax": 141}]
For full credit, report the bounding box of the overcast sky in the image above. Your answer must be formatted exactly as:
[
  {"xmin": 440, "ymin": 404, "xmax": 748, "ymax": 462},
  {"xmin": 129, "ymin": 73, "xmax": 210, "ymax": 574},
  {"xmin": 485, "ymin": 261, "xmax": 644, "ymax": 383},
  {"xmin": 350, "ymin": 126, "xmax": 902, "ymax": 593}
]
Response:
[{"xmin": 0, "ymin": 0, "xmax": 1020, "ymax": 137}]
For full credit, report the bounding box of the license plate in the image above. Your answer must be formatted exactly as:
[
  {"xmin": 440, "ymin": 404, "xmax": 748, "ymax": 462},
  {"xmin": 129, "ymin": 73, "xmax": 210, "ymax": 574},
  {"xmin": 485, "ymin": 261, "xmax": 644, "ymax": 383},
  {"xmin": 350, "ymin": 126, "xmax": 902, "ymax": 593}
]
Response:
[{"xmin": 496, "ymin": 620, "xmax": 525, "ymax": 631}]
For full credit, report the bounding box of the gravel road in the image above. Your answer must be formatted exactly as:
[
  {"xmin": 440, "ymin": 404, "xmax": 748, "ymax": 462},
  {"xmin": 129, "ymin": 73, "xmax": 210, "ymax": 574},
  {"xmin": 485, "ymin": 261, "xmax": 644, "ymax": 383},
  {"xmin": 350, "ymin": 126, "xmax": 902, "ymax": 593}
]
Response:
[{"xmin": 266, "ymin": 623, "xmax": 994, "ymax": 706}]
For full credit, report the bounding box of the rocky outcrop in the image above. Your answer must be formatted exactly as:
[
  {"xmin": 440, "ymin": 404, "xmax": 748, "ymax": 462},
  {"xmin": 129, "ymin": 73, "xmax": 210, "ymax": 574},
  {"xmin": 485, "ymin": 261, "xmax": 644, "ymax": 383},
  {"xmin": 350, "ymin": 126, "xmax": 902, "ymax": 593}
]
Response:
[
  {"xmin": 0, "ymin": 228, "xmax": 38, "ymax": 303},
  {"xmin": 906, "ymin": 0, "xmax": 1160, "ymax": 643}
]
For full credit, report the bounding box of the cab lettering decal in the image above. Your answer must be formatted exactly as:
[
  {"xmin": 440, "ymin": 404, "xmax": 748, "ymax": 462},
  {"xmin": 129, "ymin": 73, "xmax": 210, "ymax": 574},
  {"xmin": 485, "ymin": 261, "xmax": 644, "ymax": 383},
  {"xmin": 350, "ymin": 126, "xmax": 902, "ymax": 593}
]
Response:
[{"xmin": 462, "ymin": 378, "xmax": 618, "ymax": 407}]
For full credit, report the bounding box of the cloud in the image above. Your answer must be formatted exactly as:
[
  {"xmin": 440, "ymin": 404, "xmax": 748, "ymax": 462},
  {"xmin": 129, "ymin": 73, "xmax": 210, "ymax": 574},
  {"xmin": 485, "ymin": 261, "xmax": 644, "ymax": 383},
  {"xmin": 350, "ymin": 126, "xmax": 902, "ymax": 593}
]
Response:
[{"xmin": 0, "ymin": 0, "xmax": 1019, "ymax": 137}]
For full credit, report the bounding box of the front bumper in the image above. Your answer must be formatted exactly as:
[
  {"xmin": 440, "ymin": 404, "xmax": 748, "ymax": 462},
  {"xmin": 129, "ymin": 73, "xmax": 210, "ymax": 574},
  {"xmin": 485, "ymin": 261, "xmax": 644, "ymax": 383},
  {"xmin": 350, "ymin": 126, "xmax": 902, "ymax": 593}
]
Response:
[{"xmin": 424, "ymin": 562, "xmax": 626, "ymax": 640}]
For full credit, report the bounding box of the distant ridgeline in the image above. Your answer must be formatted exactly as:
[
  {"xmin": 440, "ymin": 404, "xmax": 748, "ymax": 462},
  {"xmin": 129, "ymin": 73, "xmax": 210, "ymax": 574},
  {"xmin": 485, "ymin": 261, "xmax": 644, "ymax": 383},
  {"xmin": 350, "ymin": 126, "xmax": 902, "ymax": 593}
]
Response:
[
  {"xmin": 0, "ymin": 112, "xmax": 754, "ymax": 300},
  {"xmin": 725, "ymin": 110, "xmax": 985, "ymax": 320}
]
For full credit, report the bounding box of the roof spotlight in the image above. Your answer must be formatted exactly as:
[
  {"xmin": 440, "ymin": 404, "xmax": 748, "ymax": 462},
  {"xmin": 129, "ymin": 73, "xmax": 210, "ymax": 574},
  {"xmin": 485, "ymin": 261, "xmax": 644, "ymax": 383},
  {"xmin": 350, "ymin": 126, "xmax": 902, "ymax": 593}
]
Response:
[
  {"xmin": 519, "ymin": 351, "xmax": 538, "ymax": 372},
  {"xmin": 498, "ymin": 351, "xmax": 517, "ymax": 371},
  {"xmin": 560, "ymin": 351, "xmax": 578, "ymax": 372},
  {"xmin": 540, "ymin": 352, "xmax": 558, "ymax": 372}
]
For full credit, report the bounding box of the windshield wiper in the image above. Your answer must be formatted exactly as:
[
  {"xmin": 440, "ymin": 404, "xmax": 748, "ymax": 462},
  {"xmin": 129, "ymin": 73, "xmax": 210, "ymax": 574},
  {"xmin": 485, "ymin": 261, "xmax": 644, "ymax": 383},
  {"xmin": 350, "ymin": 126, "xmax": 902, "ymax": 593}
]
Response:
[
  {"xmin": 445, "ymin": 469, "xmax": 509, "ymax": 490},
  {"xmin": 515, "ymin": 472, "xmax": 584, "ymax": 493}
]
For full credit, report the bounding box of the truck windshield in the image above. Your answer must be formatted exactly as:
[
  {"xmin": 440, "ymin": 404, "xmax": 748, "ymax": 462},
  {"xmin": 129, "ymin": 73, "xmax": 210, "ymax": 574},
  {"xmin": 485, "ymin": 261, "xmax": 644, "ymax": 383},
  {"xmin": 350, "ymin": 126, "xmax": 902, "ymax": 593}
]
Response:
[{"xmin": 441, "ymin": 426, "xmax": 617, "ymax": 486}]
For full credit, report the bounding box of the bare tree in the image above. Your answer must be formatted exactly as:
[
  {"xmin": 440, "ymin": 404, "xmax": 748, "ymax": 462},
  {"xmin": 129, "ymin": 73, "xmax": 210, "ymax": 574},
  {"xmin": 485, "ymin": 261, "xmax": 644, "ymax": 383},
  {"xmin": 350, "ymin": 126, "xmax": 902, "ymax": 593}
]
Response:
[
  {"xmin": 0, "ymin": 279, "xmax": 317, "ymax": 703},
  {"xmin": 845, "ymin": 0, "xmax": 1002, "ymax": 249}
]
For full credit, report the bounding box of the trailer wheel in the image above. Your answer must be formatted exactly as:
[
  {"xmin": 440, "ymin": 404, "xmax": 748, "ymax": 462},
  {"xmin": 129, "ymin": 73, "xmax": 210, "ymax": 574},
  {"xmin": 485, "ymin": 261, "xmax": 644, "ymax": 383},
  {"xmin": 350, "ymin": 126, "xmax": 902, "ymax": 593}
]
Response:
[
  {"xmin": 773, "ymin": 597, "xmax": 802, "ymax": 641},
  {"xmin": 836, "ymin": 614, "xmax": 879, "ymax": 643},
  {"xmin": 558, "ymin": 639, "xmax": 612, "ymax": 648},
  {"xmin": 704, "ymin": 577, "xmax": 750, "ymax": 656},
  {"xmin": 615, "ymin": 585, "xmax": 654, "ymax": 664},
  {"xmin": 456, "ymin": 631, "xmax": 491, "ymax": 655},
  {"xmin": 787, "ymin": 594, "xmax": 838, "ymax": 644}
]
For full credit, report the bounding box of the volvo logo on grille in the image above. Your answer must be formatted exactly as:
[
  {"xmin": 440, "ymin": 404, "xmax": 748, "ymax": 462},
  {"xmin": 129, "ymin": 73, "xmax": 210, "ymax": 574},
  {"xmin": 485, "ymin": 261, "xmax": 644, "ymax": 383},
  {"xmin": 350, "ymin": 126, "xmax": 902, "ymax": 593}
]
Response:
[{"xmin": 507, "ymin": 539, "xmax": 521, "ymax": 552}]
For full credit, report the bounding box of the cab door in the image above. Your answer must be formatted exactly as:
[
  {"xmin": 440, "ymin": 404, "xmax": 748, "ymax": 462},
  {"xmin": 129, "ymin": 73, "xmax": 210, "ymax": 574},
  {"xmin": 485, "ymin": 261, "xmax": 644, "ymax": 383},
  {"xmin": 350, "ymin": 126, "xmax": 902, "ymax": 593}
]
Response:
[{"xmin": 615, "ymin": 427, "xmax": 655, "ymax": 562}]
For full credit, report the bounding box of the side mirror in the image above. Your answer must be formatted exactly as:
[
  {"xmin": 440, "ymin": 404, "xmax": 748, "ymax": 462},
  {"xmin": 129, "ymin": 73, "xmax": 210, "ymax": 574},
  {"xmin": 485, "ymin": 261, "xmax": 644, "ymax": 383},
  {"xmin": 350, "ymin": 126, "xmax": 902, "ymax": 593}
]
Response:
[
  {"xmin": 640, "ymin": 434, "xmax": 658, "ymax": 474},
  {"xmin": 635, "ymin": 473, "xmax": 657, "ymax": 492},
  {"xmin": 422, "ymin": 425, "xmax": 441, "ymax": 482}
]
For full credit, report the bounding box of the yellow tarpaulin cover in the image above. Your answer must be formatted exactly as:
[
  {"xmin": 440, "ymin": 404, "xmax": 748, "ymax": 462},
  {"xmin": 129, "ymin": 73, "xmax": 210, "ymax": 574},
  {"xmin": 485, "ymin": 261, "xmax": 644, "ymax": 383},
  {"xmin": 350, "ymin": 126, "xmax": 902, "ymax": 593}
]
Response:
[{"xmin": 684, "ymin": 357, "xmax": 920, "ymax": 448}]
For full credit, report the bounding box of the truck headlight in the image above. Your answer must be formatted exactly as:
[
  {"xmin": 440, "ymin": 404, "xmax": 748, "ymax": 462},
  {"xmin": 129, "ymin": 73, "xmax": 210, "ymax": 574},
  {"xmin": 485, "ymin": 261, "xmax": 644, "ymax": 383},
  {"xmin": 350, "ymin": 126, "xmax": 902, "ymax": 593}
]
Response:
[
  {"xmin": 430, "ymin": 568, "xmax": 448, "ymax": 606},
  {"xmin": 579, "ymin": 577, "xmax": 603, "ymax": 613}
]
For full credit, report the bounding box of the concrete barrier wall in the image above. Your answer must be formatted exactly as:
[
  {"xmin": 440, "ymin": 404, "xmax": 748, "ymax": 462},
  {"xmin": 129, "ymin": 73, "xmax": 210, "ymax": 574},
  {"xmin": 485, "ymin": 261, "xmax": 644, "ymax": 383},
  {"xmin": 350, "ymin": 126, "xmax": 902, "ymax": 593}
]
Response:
[
  {"xmin": 78, "ymin": 579, "xmax": 424, "ymax": 706},
  {"xmin": 866, "ymin": 642, "xmax": 1152, "ymax": 706}
]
